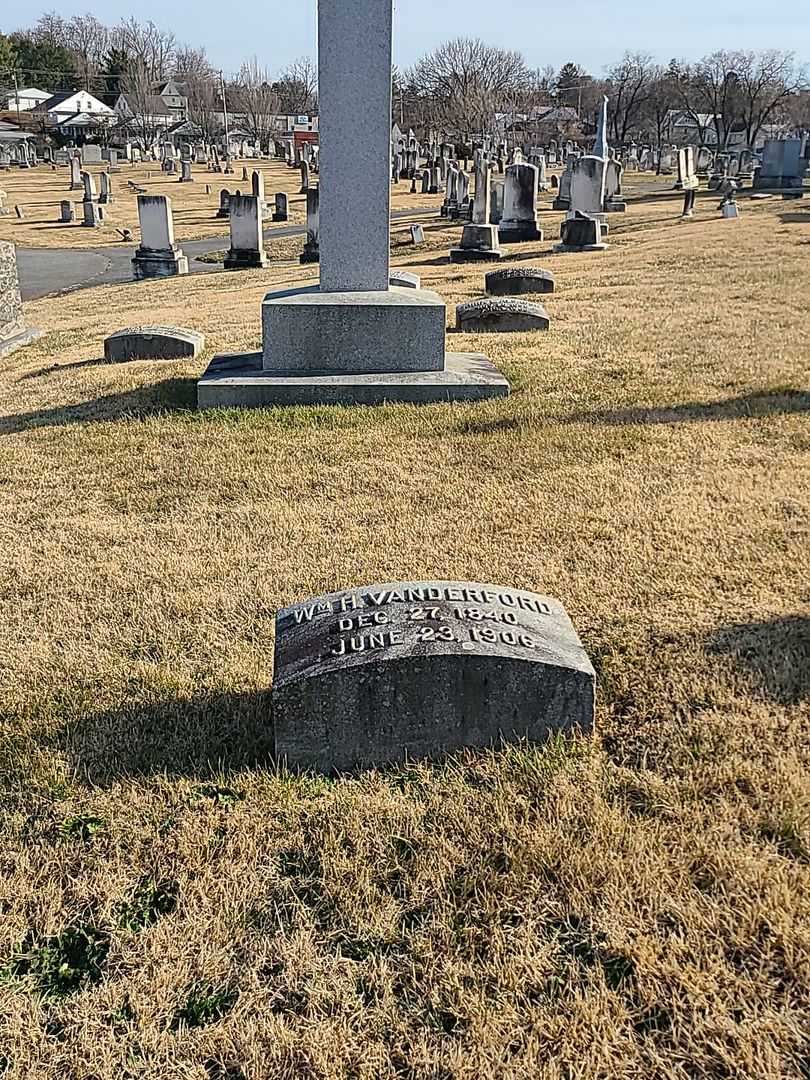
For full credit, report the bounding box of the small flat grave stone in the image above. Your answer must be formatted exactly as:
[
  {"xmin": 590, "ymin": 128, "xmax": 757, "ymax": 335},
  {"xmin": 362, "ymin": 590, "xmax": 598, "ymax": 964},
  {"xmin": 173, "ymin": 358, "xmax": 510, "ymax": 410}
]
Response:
[
  {"xmin": 273, "ymin": 580, "xmax": 595, "ymax": 771},
  {"xmin": 486, "ymin": 267, "xmax": 555, "ymax": 296},
  {"xmin": 456, "ymin": 298, "xmax": 550, "ymax": 333},
  {"xmin": 389, "ymin": 270, "xmax": 421, "ymax": 289},
  {"xmin": 104, "ymin": 325, "xmax": 205, "ymax": 363}
]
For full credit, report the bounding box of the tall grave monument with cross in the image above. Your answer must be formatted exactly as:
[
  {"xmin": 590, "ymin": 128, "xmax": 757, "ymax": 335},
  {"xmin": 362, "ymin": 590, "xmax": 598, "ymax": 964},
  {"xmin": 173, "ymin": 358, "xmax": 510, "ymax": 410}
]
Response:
[{"xmin": 198, "ymin": 0, "xmax": 509, "ymax": 407}]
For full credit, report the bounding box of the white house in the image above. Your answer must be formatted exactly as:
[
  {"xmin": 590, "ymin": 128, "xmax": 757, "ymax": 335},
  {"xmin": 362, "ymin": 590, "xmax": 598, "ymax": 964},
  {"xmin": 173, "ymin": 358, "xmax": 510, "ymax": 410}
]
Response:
[
  {"xmin": 0, "ymin": 87, "xmax": 51, "ymax": 112},
  {"xmin": 38, "ymin": 90, "xmax": 114, "ymax": 125}
]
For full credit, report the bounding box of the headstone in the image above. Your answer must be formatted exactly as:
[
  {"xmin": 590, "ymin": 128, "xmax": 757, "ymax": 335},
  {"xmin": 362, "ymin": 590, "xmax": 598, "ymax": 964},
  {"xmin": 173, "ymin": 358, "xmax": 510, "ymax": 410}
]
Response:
[
  {"xmin": 300, "ymin": 186, "xmax": 320, "ymax": 264},
  {"xmin": 554, "ymin": 211, "xmax": 608, "ymax": 252},
  {"xmin": 69, "ymin": 156, "xmax": 82, "ymax": 191},
  {"xmin": 272, "ymin": 192, "xmax": 288, "ymax": 222},
  {"xmin": 81, "ymin": 171, "xmax": 97, "ymax": 202},
  {"xmin": 197, "ymin": 0, "xmax": 510, "ymax": 409},
  {"xmin": 99, "ymin": 172, "xmax": 113, "ymax": 204},
  {"xmin": 410, "ymin": 223, "xmax": 425, "ymax": 244},
  {"xmin": 456, "ymin": 298, "xmax": 551, "ymax": 333},
  {"xmin": 225, "ymin": 194, "xmax": 267, "ymax": 269},
  {"xmin": 82, "ymin": 144, "xmax": 102, "ymax": 164},
  {"xmin": 678, "ymin": 148, "xmax": 699, "ymax": 217},
  {"xmin": 451, "ymin": 159, "xmax": 504, "ymax": 263},
  {"xmin": 132, "ymin": 195, "xmax": 189, "ymax": 278},
  {"xmin": 485, "ymin": 267, "xmax": 555, "ymax": 296},
  {"xmin": 570, "ymin": 156, "xmax": 607, "ymax": 217},
  {"xmin": 216, "ymin": 189, "xmax": 231, "ymax": 218},
  {"xmin": 271, "ymin": 580, "xmax": 595, "ymax": 771},
  {"xmin": 82, "ymin": 200, "xmax": 103, "ymax": 227},
  {"xmin": 299, "ymin": 160, "xmax": 310, "ymax": 194},
  {"xmin": 499, "ymin": 163, "xmax": 542, "ymax": 242},
  {"xmin": 0, "ymin": 241, "xmax": 42, "ymax": 358},
  {"xmin": 179, "ymin": 160, "xmax": 193, "ymax": 182},
  {"xmin": 104, "ymin": 325, "xmax": 204, "ymax": 362},
  {"xmin": 755, "ymin": 139, "xmax": 806, "ymax": 190}
]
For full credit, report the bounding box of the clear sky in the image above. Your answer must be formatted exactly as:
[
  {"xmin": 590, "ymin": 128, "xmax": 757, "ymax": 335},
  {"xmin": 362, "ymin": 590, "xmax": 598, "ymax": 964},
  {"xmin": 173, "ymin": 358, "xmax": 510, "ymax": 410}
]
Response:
[{"xmin": 3, "ymin": 0, "xmax": 809, "ymax": 78}]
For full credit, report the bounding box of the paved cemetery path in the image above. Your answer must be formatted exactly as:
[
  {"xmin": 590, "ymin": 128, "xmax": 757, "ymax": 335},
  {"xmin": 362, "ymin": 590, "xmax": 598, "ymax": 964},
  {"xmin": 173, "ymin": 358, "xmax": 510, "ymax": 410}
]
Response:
[{"xmin": 17, "ymin": 208, "xmax": 438, "ymax": 301}]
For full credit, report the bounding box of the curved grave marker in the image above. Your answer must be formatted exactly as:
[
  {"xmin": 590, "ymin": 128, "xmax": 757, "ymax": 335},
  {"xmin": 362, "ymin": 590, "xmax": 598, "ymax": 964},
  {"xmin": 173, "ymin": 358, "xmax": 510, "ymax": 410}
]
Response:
[{"xmin": 273, "ymin": 580, "xmax": 595, "ymax": 772}]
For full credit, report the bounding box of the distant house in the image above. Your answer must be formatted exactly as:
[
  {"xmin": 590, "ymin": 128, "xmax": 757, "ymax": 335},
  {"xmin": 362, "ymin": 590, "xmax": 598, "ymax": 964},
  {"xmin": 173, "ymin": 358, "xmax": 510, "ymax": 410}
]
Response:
[
  {"xmin": 37, "ymin": 90, "xmax": 115, "ymax": 126},
  {"xmin": 499, "ymin": 105, "xmax": 581, "ymax": 144},
  {"xmin": 151, "ymin": 78, "xmax": 188, "ymax": 119},
  {"xmin": 114, "ymin": 93, "xmax": 174, "ymax": 129},
  {"xmin": 0, "ymin": 87, "xmax": 51, "ymax": 112}
]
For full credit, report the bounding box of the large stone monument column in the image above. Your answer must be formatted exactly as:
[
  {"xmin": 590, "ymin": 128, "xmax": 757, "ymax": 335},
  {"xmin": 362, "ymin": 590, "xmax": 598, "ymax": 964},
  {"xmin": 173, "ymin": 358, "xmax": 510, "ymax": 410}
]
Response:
[
  {"xmin": 197, "ymin": 0, "xmax": 509, "ymax": 408},
  {"xmin": 320, "ymin": 0, "xmax": 391, "ymax": 292}
]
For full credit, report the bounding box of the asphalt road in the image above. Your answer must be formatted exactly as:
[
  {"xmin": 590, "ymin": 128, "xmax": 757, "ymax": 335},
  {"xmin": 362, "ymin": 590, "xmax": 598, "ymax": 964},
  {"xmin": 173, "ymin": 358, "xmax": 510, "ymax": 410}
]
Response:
[{"xmin": 16, "ymin": 208, "xmax": 438, "ymax": 301}]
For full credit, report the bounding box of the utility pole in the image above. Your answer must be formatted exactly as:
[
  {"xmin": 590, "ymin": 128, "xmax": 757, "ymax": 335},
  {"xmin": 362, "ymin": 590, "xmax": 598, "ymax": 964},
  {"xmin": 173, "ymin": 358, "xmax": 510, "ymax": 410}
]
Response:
[
  {"xmin": 13, "ymin": 73, "xmax": 21, "ymax": 129},
  {"xmin": 220, "ymin": 71, "xmax": 230, "ymax": 154}
]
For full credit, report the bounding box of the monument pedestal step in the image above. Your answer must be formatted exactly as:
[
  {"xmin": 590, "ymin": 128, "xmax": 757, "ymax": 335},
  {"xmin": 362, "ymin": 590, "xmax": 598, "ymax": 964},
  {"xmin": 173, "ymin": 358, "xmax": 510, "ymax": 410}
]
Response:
[{"xmin": 197, "ymin": 351, "xmax": 510, "ymax": 408}]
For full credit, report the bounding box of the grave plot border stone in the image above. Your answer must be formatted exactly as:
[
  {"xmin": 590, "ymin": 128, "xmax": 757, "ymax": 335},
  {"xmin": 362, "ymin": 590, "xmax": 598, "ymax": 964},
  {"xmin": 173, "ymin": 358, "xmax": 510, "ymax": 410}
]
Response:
[
  {"xmin": 104, "ymin": 325, "xmax": 205, "ymax": 362},
  {"xmin": 272, "ymin": 579, "xmax": 596, "ymax": 772},
  {"xmin": 456, "ymin": 298, "xmax": 551, "ymax": 333},
  {"xmin": 485, "ymin": 267, "xmax": 555, "ymax": 296}
]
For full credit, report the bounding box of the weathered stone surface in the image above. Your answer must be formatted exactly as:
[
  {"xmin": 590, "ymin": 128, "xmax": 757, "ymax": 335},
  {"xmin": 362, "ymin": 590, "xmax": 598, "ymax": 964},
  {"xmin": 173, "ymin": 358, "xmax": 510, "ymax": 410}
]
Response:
[
  {"xmin": 104, "ymin": 325, "xmax": 205, "ymax": 362},
  {"xmin": 485, "ymin": 267, "xmax": 555, "ymax": 296},
  {"xmin": 450, "ymin": 223, "xmax": 504, "ymax": 263},
  {"xmin": 319, "ymin": 0, "xmax": 392, "ymax": 291},
  {"xmin": 272, "ymin": 580, "xmax": 595, "ymax": 771},
  {"xmin": 389, "ymin": 270, "xmax": 421, "ymax": 289},
  {"xmin": 456, "ymin": 298, "xmax": 550, "ymax": 333},
  {"xmin": 197, "ymin": 352, "xmax": 509, "ymax": 408},
  {"xmin": 554, "ymin": 212, "xmax": 607, "ymax": 252},
  {"xmin": 0, "ymin": 240, "xmax": 41, "ymax": 357},
  {"xmin": 261, "ymin": 285, "xmax": 446, "ymax": 374}
]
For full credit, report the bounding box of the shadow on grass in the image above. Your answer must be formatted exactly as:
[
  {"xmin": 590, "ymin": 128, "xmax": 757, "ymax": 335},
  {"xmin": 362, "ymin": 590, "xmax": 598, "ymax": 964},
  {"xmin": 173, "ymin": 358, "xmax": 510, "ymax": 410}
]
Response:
[
  {"xmin": 566, "ymin": 389, "xmax": 810, "ymax": 427},
  {"xmin": 62, "ymin": 691, "xmax": 275, "ymax": 786},
  {"xmin": 19, "ymin": 357, "xmax": 105, "ymax": 381},
  {"xmin": 0, "ymin": 377, "xmax": 197, "ymax": 434},
  {"xmin": 707, "ymin": 616, "xmax": 810, "ymax": 706}
]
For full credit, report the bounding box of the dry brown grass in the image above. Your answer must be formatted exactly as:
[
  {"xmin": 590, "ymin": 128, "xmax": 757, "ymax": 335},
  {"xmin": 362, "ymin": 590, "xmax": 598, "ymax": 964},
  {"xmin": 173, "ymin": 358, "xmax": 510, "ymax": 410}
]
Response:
[
  {"xmin": 0, "ymin": 188, "xmax": 808, "ymax": 1079},
  {"xmin": 0, "ymin": 158, "xmax": 445, "ymax": 248}
]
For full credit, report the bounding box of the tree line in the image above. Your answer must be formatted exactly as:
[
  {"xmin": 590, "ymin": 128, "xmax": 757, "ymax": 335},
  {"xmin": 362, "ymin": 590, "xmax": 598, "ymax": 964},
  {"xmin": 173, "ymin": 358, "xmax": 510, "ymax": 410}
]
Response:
[
  {"xmin": 1, "ymin": 14, "xmax": 808, "ymax": 151},
  {"xmin": 398, "ymin": 43, "xmax": 809, "ymax": 149},
  {"xmin": 0, "ymin": 13, "xmax": 317, "ymax": 148}
]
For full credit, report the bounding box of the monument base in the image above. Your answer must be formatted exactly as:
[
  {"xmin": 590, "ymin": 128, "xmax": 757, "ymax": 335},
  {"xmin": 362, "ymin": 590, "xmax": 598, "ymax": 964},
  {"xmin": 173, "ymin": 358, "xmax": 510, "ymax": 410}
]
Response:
[
  {"xmin": 604, "ymin": 200, "xmax": 627, "ymax": 212},
  {"xmin": 224, "ymin": 250, "xmax": 267, "ymax": 270},
  {"xmin": 0, "ymin": 327, "xmax": 43, "ymax": 360},
  {"xmin": 132, "ymin": 247, "xmax": 189, "ymax": 279},
  {"xmin": 499, "ymin": 222, "xmax": 544, "ymax": 243},
  {"xmin": 449, "ymin": 248, "xmax": 506, "ymax": 263},
  {"xmin": 261, "ymin": 286, "xmax": 448, "ymax": 374},
  {"xmin": 197, "ymin": 351, "xmax": 510, "ymax": 408},
  {"xmin": 553, "ymin": 242, "xmax": 608, "ymax": 253}
]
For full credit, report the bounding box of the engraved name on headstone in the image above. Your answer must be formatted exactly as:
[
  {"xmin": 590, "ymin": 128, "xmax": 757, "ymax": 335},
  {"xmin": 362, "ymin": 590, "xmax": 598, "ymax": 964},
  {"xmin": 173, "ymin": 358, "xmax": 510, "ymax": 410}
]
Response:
[{"xmin": 273, "ymin": 580, "xmax": 595, "ymax": 771}]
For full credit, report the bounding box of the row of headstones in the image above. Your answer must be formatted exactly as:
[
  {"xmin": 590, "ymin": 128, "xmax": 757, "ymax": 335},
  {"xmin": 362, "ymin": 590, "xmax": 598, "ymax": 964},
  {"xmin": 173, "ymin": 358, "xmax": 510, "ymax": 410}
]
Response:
[{"xmin": 128, "ymin": 184, "xmax": 291, "ymax": 277}]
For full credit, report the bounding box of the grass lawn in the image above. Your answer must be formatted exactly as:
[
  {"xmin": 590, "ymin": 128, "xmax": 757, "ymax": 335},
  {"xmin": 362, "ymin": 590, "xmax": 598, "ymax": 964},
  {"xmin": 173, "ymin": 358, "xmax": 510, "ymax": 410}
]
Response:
[
  {"xmin": 0, "ymin": 156, "xmax": 446, "ymax": 248},
  {"xmin": 0, "ymin": 187, "xmax": 808, "ymax": 1079}
]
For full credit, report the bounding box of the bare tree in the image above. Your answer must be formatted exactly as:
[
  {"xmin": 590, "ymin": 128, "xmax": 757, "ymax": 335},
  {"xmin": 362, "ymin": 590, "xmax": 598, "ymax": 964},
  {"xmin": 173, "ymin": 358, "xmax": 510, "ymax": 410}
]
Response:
[
  {"xmin": 117, "ymin": 17, "xmax": 176, "ymax": 84},
  {"xmin": 122, "ymin": 61, "xmax": 170, "ymax": 149},
  {"xmin": 274, "ymin": 57, "xmax": 317, "ymax": 116},
  {"xmin": 63, "ymin": 14, "xmax": 110, "ymax": 91},
  {"xmin": 643, "ymin": 64, "xmax": 680, "ymax": 158},
  {"xmin": 606, "ymin": 52, "xmax": 654, "ymax": 145},
  {"xmin": 734, "ymin": 50, "xmax": 805, "ymax": 145},
  {"xmin": 175, "ymin": 47, "xmax": 220, "ymax": 142},
  {"xmin": 407, "ymin": 38, "xmax": 530, "ymax": 136},
  {"xmin": 691, "ymin": 51, "xmax": 747, "ymax": 149},
  {"xmin": 235, "ymin": 57, "xmax": 282, "ymax": 150}
]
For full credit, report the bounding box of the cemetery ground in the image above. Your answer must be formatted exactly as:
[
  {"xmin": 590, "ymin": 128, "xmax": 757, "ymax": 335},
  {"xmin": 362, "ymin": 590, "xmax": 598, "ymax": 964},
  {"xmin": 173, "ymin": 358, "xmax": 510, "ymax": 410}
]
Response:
[
  {"xmin": 1, "ymin": 189, "xmax": 809, "ymax": 1079},
  {"xmin": 0, "ymin": 158, "xmax": 446, "ymax": 248}
]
